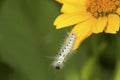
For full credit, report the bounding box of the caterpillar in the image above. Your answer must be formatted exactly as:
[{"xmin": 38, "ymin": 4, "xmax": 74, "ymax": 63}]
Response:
[{"xmin": 52, "ymin": 33, "xmax": 76, "ymax": 69}]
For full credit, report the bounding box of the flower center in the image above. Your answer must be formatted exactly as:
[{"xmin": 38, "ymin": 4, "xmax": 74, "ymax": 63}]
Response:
[{"xmin": 86, "ymin": 0, "xmax": 120, "ymax": 18}]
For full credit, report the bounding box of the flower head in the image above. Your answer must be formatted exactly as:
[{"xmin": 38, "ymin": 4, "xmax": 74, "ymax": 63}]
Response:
[{"xmin": 54, "ymin": 0, "xmax": 120, "ymax": 50}]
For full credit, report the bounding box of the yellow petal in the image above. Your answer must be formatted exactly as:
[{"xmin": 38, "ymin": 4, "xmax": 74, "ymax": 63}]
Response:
[
  {"xmin": 71, "ymin": 17, "xmax": 97, "ymax": 50},
  {"xmin": 64, "ymin": 0, "xmax": 86, "ymax": 5},
  {"xmin": 104, "ymin": 14, "xmax": 120, "ymax": 34},
  {"xmin": 56, "ymin": 0, "xmax": 63, "ymax": 3},
  {"xmin": 54, "ymin": 13, "xmax": 92, "ymax": 29},
  {"xmin": 93, "ymin": 17, "xmax": 107, "ymax": 33},
  {"xmin": 61, "ymin": 3, "xmax": 86, "ymax": 13}
]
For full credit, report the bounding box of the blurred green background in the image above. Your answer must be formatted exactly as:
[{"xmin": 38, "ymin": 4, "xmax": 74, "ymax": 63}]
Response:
[{"xmin": 0, "ymin": 0, "xmax": 120, "ymax": 80}]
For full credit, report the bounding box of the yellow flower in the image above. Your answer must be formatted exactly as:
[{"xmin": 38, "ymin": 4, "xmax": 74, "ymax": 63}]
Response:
[{"xmin": 54, "ymin": 0, "xmax": 120, "ymax": 50}]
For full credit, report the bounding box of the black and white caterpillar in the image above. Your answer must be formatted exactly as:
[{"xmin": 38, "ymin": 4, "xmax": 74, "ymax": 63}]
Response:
[{"xmin": 52, "ymin": 33, "xmax": 76, "ymax": 69}]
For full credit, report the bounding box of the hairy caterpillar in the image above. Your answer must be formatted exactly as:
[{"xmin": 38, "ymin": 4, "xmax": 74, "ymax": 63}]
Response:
[{"xmin": 52, "ymin": 33, "xmax": 76, "ymax": 69}]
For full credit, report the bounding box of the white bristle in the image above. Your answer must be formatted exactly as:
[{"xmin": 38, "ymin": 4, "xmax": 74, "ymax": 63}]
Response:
[{"xmin": 52, "ymin": 33, "xmax": 76, "ymax": 69}]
